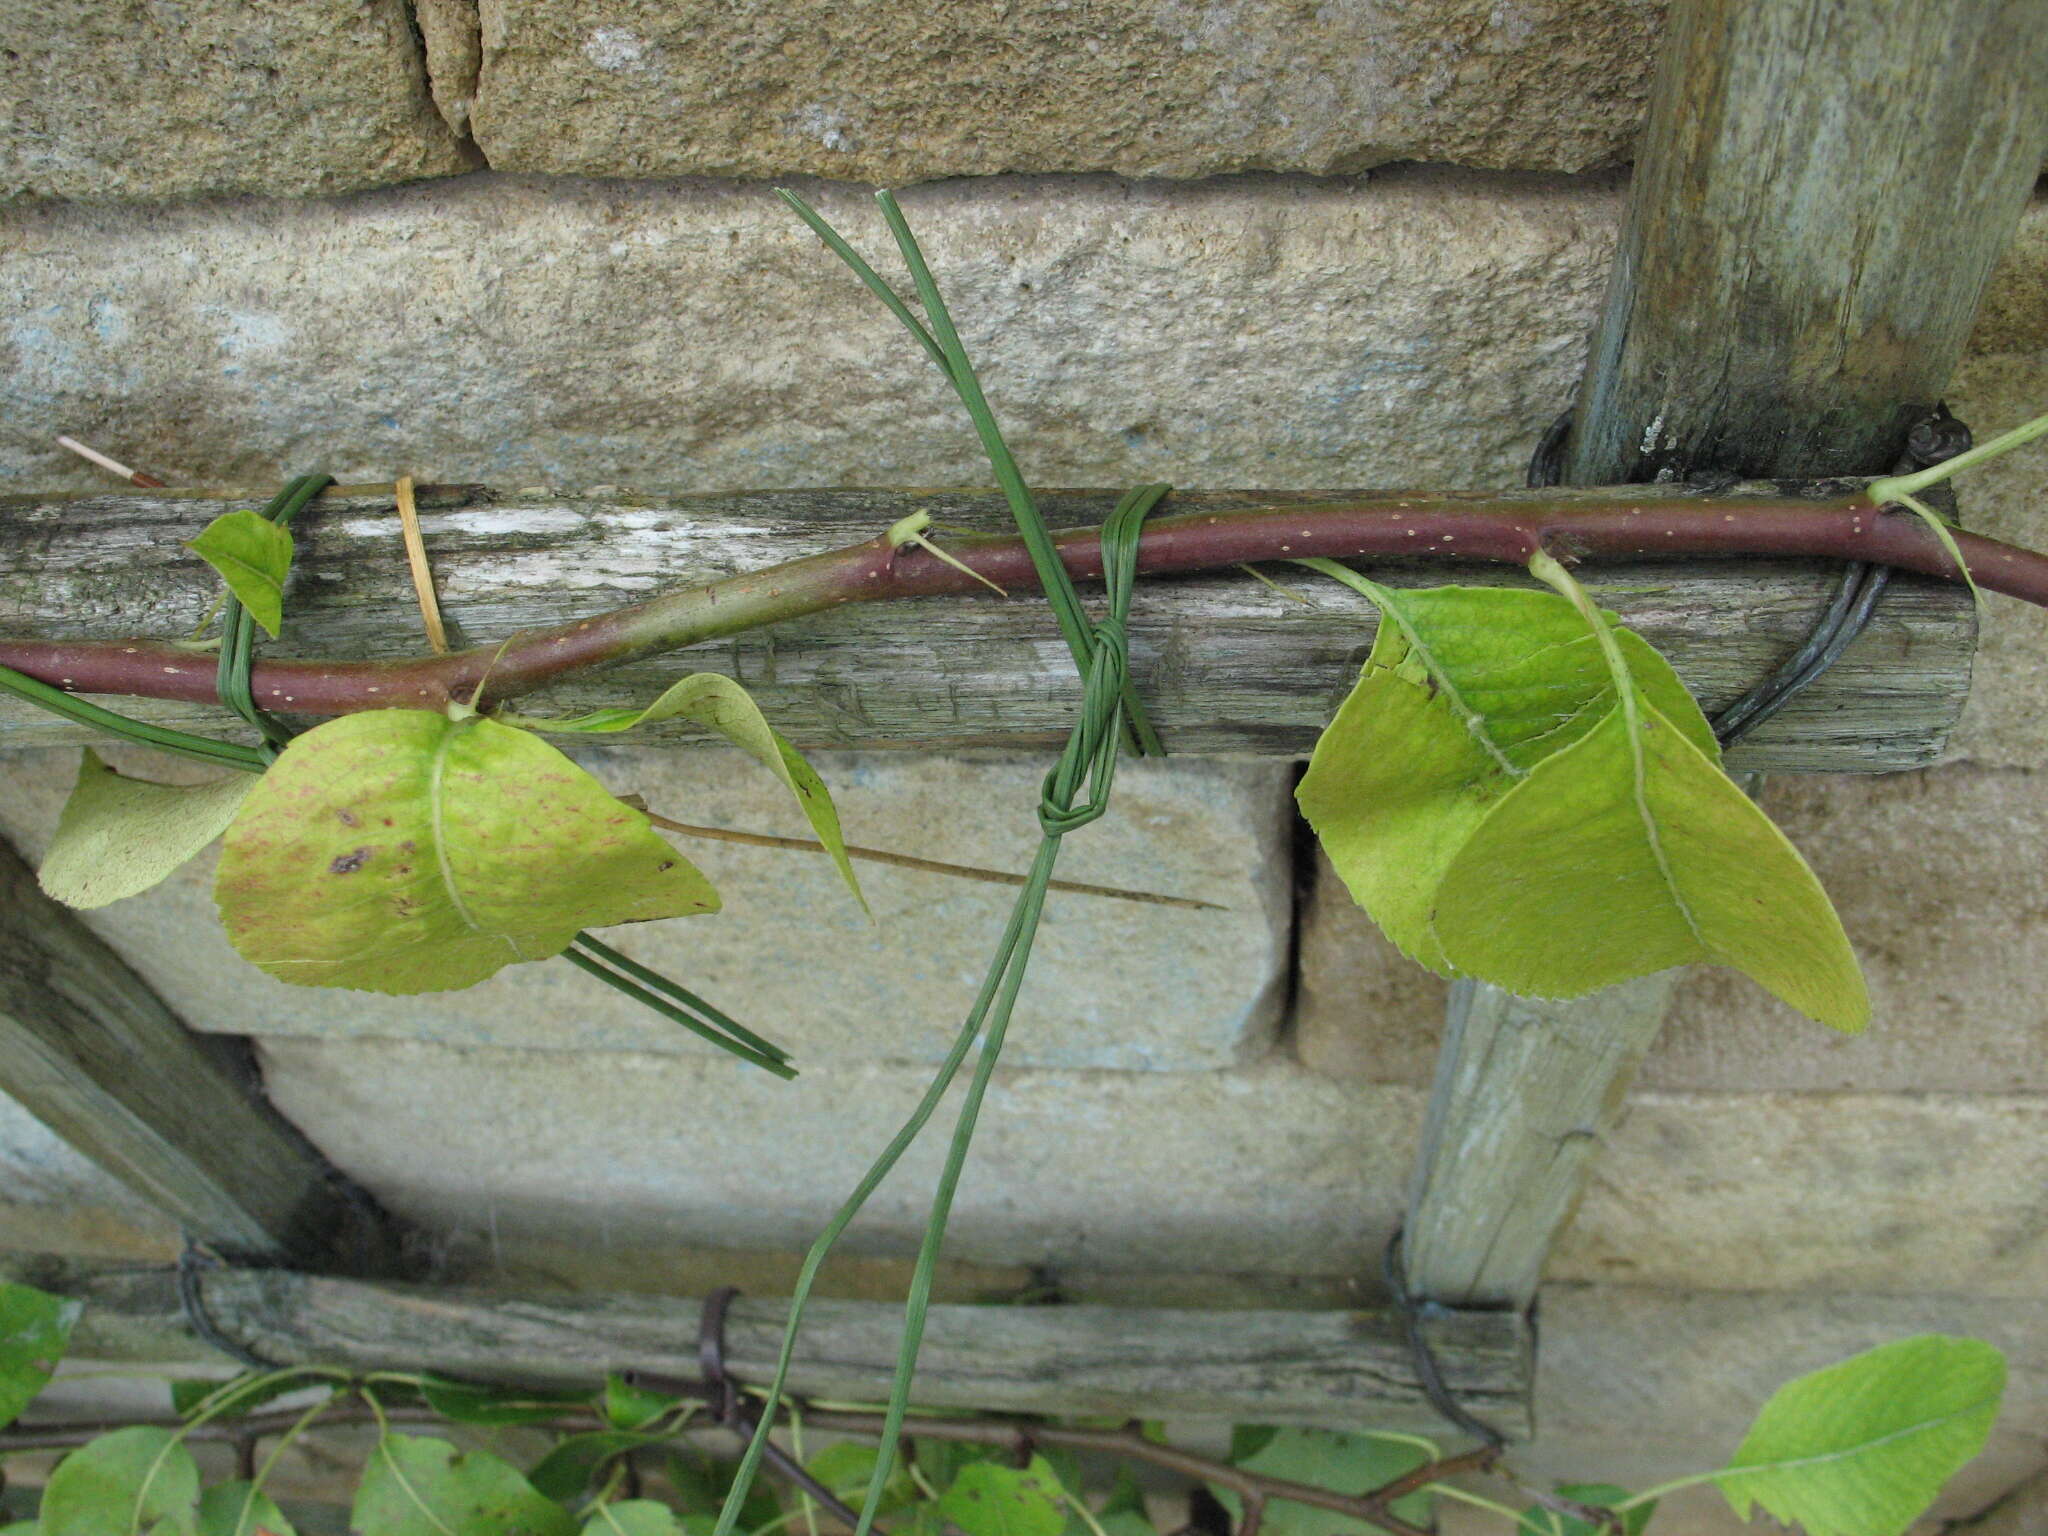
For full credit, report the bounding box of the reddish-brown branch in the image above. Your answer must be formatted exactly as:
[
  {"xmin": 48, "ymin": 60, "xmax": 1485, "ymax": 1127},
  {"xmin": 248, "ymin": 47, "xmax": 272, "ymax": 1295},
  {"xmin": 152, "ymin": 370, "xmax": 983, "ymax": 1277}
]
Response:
[{"xmin": 2, "ymin": 484, "xmax": 2038, "ymax": 717}]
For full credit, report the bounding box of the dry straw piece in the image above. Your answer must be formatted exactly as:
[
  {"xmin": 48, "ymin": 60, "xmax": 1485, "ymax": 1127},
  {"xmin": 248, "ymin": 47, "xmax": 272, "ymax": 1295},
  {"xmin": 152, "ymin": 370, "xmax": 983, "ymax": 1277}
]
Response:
[{"xmin": 394, "ymin": 474, "xmax": 449, "ymax": 654}]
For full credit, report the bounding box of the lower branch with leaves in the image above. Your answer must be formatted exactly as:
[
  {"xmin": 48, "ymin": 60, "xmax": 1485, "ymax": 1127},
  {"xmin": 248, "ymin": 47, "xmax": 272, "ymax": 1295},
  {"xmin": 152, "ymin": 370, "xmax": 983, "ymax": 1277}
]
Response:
[{"xmin": 0, "ymin": 1290, "xmax": 2012, "ymax": 1536}]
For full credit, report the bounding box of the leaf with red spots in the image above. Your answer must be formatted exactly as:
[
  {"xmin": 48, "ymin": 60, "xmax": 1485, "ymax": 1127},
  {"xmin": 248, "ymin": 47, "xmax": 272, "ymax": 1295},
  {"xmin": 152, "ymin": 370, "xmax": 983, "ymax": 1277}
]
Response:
[{"xmin": 214, "ymin": 709, "xmax": 718, "ymax": 993}]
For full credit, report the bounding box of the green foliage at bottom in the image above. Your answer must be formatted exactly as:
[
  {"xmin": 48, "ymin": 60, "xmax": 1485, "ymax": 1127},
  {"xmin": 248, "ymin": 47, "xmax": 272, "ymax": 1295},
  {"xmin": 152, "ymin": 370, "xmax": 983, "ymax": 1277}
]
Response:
[
  {"xmin": 1212, "ymin": 1428, "xmax": 1434, "ymax": 1536},
  {"xmin": 39, "ymin": 1426, "xmax": 201, "ymax": 1536},
  {"xmin": 353, "ymin": 1434, "xmax": 576, "ymax": 1536},
  {"xmin": 197, "ymin": 1481, "xmax": 296, "ymax": 1536},
  {"xmin": 936, "ymin": 1457, "xmax": 1070, "ymax": 1536},
  {"xmin": 0, "ymin": 1284, "xmax": 80, "ymax": 1431},
  {"xmin": 1514, "ymin": 1484, "xmax": 1652, "ymax": 1536}
]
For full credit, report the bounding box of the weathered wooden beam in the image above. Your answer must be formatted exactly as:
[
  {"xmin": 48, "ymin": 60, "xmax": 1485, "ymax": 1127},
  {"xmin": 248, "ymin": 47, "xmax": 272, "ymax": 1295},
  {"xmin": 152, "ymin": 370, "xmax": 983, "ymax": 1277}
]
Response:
[
  {"xmin": 0, "ymin": 485, "xmax": 1973, "ymax": 772},
  {"xmin": 0, "ymin": 842, "xmax": 405, "ymax": 1273},
  {"xmin": 1565, "ymin": 2, "xmax": 2048, "ymax": 485},
  {"xmin": 0, "ymin": 1254, "xmax": 1534, "ymax": 1435},
  {"xmin": 1404, "ymin": 0, "xmax": 2048, "ymax": 1313}
]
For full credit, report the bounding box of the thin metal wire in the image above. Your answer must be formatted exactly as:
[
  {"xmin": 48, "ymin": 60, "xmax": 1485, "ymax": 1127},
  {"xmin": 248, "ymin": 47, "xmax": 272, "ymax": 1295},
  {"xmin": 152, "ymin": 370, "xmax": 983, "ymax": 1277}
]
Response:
[
  {"xmin": 175, "ymin": 1242, "xmax": 274, "ymax": 1371},
  {"xmin": 1379, "ymin": 1227, "xmax": 1506, "ymax": 1450},
  {"xmin": 625, "ymin": 1289, "xmax": 888, "ymax": 1534}
]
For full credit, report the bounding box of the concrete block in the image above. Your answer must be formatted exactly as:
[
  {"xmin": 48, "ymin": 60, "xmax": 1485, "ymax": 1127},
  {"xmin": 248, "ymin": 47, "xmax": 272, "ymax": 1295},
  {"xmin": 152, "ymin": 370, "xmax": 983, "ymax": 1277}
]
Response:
[
  {"xmin": 1653, "ymin": 767, "xmax": 2048, "ymax": 1092},
  {"xmin": 8, "ymin": 180, "xmax": 2043, "ymax": 505},
  {"xmin": 0, "ymin": 745, "xmax": 1292, "ymax": 1071},
  {"xmin": 1297, "ymin": 765, "xmax": 2048, "ymax": 1094},
  {"xmin": 1943, "ymin": 346, "xmax": 2048, "ymax": 770},
  {"xmin": 468, "ymin": 0, "xmax": 1663, "ymax": 182},
  {"xmin": 0, "ymin": 170, "xmax": 1620, "ymax": 495},
  {"xmin": 1, "ymin": 0, "xmax": 469, "ymax": 202},
  {"xmin": 252, "ymin": 1032, "xmax": 2048, "ymax": 1300},
  {"xmin": 1292, "ymin": 853, "xmax": 1448, "ymax": 1085},
  {"xmin": 254, "ymin": 1038, "xmax": 1423, "ymax": 1280},
  {"xmin": 1551, "ymin": 1090, "xmax": 2048, "ymax": 1299}
]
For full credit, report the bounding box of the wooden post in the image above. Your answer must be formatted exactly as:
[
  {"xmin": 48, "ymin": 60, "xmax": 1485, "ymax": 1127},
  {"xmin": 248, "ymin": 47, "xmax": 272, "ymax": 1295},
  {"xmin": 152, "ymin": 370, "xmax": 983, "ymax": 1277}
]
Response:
[
  {"xmin": 0, "ymin": 1254, "xmax": 1533, "ymax": 1434},
  {"xmin": 1566, "ymin": 0, "xmax": 2048, "ymax": 484},
  {"xmin": 1402, "ymin": 0, "xmax": 2048, "ymax": 1314},
  {"xmin": 0, "ymin": 841, "xmax": 406, "ymax": 1274}
]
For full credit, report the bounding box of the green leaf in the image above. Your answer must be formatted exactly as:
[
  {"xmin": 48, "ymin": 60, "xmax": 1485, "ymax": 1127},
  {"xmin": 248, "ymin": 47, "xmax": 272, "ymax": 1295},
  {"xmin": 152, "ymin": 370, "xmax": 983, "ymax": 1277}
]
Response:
[
  {"xmin": 197, "ymin": 1481, "xmax": 297, "ymax": 1536},
  {"xmin": 663, "ymin": 1453, "xmax": 779, "ymax": 1527},
  {"xmin": 804, "ymin": 1442, "xmax": 918, "ymax": 1515},
  {"xmin": 528, "ymin": 1433, "xmax": 670, "ymax": 1501},
  {"xmin": 1098, "ymin": 1467, "xmax": 1147, "ymax": 1521},
  {"xmin": 1514, "ymin": 1484, "xmax": 1651, "ymax": 1536},
  {"xmin": 935, "ymin": 1457, "xmax": 1069, "ymax": 1536},
  {"xmin": 171, "ymin": 1373, "xmax": 318, "ymax": 1421},
  {"xmin": 1033, "ymin": 1447, "xmax": 1085, "ymax": 1498},
  {"xmin": 1715, "ymin": 1335, "xmax": 2005, "ymax": 1536},
  {"xmin": 914, "ymin": 1437, "xmax": 997, "ymax": 1492},
  {"xmin": 353, "ymin": 1434, "xmax": 575, "ymax": 1536},
  {"xmin": 1432, "ymin": 696, "xmax": 1868, "ymax": 1029},
  {"xmin": 512, "ymin": 674, "xmax": 863, "ymax": 910},
  {"xmin": 1213, "ymin": 1428, "xmax": 1433, "ymax": 1536},
  {"xmin": 1296, "ymin": 582, "xmax": 1713, "ymax": 973},
  {"xmin": 805, "ymin": 1441, "xmax": 885, "ymax": 1494},
  {"xmin": 38, "ymin": 749, "xmax": 255, "ymax": 909},
  {"xmin": 40, "ymin": 1425, "xmax": 202, "ymax": 1536},
  {"xmin": 1228, "ymin": 1425, "xmax": 1280, "ymax": 1463},
  {"xmin": 582, "ymin": 1503, "xmax": 686, "ymax": 1536},
  {"xmin": 215, "ymin": 710, "xmax": 719, "ymax": 993},
  {"xmin": 602, "ymin": 1373, "xmax": 678, "ymax": 1431},
  {"xmin": 186, "ymin": 510, "xmax": 295, "ymax": 638},
  {"xmin": 0, "ymin": 1280, "xmax": 80, "ymax": 1429},
  {"xmin": 421, "ymin": 1375, "xmax": 589, "ymax": 1426}
]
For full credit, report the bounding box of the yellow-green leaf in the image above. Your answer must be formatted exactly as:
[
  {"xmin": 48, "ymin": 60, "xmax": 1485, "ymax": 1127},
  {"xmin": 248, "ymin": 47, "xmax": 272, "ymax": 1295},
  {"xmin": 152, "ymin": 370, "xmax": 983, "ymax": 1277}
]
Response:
[
  {"xmin": 353, "ymin": 1434, "xmax": 575, "ymax": 1536},
  {"xmin": 1432, "ymin": 695, "xmax": 1868, "ymax": 1029},
  {"xmin": 935, "ymin": 1457, "xmax": 1068, "ymax": 1536},
  {"xmin": 1296, "ymin": 581, "xmax": 1714, "ymax": 972},
  {"xmin": 185, "ymin": 510, "xmax": 294, "ymax": 638},
  {"xmin": 1716, "ymin": 1336, "xmax": 2005, "ymax": 1536},
  {"xmin": 198, "ymin": 1481, "xmax": 297, "ymax": 1536},
  {"xmin": 41, "ymin": 1425, "xmax": 201, "ymax": 1536},
  {"xmin": 583, "ymin": 1503, "xmax": 686, "ymax": 1536},
  {"xmin": 215, "ymin": 709, "xmax": 718, "ymax": 993},
  {"xmin": 39, "ymin": 749, "xmax": 255, "ymax": 909},
  {"xmin": 514, "ymin": 674, "xmax": 863, "ymax": 910}
]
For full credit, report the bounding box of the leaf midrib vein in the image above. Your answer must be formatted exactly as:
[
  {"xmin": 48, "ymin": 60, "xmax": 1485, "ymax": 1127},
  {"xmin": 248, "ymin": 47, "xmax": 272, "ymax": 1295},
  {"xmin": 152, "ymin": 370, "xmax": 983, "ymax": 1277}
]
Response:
[
  {"xmin": 378, "ymin": 1437, "xmax": 460, "ymax": 1536},
  {"xmin": 1619, "ymin": 687, "xmax": 1707, "ymax": 952},
  {"xmin": 1722, "ymin": 1394, "xmax": 1999, "ymax": 1481},
  {"xmin": 1377, "ymin": 608, "xmax": 1522, "ymax": 778},
  {"xmin": 427, "ymin": 719, "xmax": 498, "ymax": 949}
]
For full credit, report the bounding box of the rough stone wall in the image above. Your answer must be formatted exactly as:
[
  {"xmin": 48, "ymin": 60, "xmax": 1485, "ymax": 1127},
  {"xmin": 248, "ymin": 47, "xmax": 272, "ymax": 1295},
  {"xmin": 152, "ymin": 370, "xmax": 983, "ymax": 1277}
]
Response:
[
  {"xmin": 5, "ymin": 0, "xmax": 1666, "ymax": 202},
  {"xmin": 5, "ymin": 6, "xmax": 2048, "ymax": 1533}
]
